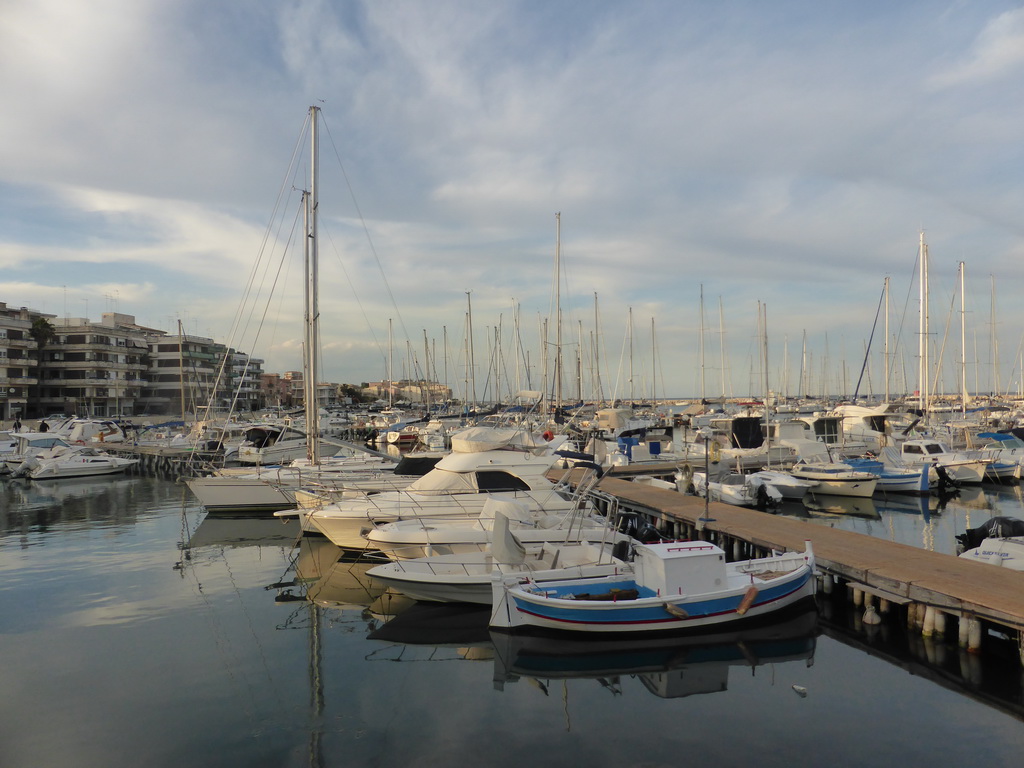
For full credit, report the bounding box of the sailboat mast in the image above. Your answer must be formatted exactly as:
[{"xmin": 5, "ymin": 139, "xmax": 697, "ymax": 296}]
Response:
[
  {"xmin": 884, "ymin": 276, "xmax": 890, "ymax": 404},
  {"xmin": 918, "ymin": 231, "xmax": 929, "ymax": 414},
  {"xmin": 698, "ymin": 285, "xmax": 706, "ymax": 401},
  {"xmin": 304, "ymin": 106, "xmax": 321, "ymax": 464},
  {"xmin": 960, "ymin": 262, "xmax": 967, "ymax": 414},
  {"xmin": 554, "ymin": 212, "xmax": 563, "ymax": 414}
]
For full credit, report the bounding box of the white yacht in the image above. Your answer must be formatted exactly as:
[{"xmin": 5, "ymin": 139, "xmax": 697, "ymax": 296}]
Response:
[{"xmin": 300, "ymin": 426, "xmax": 573, "ymax": 549}]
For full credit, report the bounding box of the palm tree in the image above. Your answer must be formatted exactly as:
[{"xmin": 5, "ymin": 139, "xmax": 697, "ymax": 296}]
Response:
[{"xmin": 28, "ymin": 317, "xmax": 57, "ymax": 418}]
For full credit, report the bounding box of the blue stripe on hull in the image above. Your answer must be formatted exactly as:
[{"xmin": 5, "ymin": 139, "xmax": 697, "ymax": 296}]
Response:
[{"xmin": 511, "ymin": 571, "xmax": 813, "ymax": 629}]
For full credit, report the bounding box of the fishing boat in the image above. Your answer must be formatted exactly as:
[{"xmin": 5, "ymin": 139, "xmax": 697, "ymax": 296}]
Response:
[
  {"xmin": 788, "ymin": 462, "xmax": 878, "ymax": 498},
  {"xmin": 843, "ymin": 457, "xmax": 931, "ymax": 494},
  {"xmin": 490, "ymin": 539, "xmax": 815, "ymax": 635}
]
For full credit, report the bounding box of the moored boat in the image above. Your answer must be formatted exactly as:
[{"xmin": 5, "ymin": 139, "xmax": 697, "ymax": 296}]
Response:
[{"xmin": 490, "ymin": 539, "xmax": 816, "ymax": 635}]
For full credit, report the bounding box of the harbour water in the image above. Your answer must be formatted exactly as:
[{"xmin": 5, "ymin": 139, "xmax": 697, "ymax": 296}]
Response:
[{"xmin": 1, "ymin": 475, "xmax": 1023, "ymax": 767}]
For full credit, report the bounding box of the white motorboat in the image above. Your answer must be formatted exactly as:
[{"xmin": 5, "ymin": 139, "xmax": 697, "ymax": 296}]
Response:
[
  {"xmin": 185, "ymin": 451, "xmax": 437, "ymax": 514},
  {"xmin": 2, "ymin": 432, "xmax": 73, "ymax": 475},
  {"xmin": 235, "ymin": 422, "xmax": 313, "ymax": 465},
  {"xmin": 365, "ymin": 504, "xmax": 631, "ymax": 603},
  {"xmin": 490, "ymin": 539, "xmax": 816, "ymax": 635},
  {"xmin": 302, "ymin": 426, "xmax": 574, "ymax": 549},
  {"xmin": 895, "ymin": 439, "xmax": 990, "ymax": 485},
  {"xmin": 747, "ymin": 469, "xmax": 817, "ymax": 500},
  {"xmin": 788, "ymin": 462, "xmax": 878, "ymax": 498},
  {"xmin": 691, "ymin": 471, "xmax": 783, "ymax": 509},
  {"xmin": 958, "ymin": 537, "xmax": 1024, "ymax": 570},
  {"xmin": 956, "ymin": 516, "xmax": 1024, "ymax": 571},
  {"xmin": 16, "ymin": 445, "xmax": 138, "ymax": 479},
  {"xmin": 363, "ymin": 495, "xmax": 623, "ymax": 561}
]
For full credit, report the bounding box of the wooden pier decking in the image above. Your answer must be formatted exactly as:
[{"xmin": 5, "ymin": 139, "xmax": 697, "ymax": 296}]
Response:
[{"xmin": 592, "ymin": 474, "xmax": 1024, "ymax": 636}]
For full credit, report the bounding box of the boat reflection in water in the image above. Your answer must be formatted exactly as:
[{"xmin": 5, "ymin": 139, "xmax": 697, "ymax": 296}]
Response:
[
  {"xmin": 491, "ymin": 605, "xmax": 819, "ymax": 698},
  {"xmin": 803, "ymin": 494, "xmax": 880, "ymax": 519},
  {"xmin": 365, "ymin": 600, "xmax": 818, "ymax": 699},
  {"xmin": 291, "ymin": 538, "xmax": 413, "ymax": 620},
  {"xmin": 186, "ymin": 514, "xmax": 301, "ymax": 549}
]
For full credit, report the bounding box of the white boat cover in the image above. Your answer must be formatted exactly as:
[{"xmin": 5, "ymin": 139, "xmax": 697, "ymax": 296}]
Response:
[
  {"xmin": 450, "ymin": 426, "xmax": 549, "ymax": 455},
  {"xmin": 489, "ymin": 504, "xmax": 527, "ymax": 564}
]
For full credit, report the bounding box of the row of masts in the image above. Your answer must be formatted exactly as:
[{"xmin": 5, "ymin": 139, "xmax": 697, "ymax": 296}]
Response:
[{"xmin": 299, "ymin": 104, "xmax": 1018, "ymax": 433}]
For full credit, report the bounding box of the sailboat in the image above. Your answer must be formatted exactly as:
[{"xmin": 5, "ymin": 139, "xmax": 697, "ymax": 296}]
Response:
[{"xmin": 187, "ymin": 107, "xmax": 410, "ymax": 513}]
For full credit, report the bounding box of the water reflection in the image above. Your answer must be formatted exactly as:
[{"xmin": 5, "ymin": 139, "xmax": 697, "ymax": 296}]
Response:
[
  {"xmin": 803, "ymin": 494, "xmax": 879, "ymax": 519},
  {"xmin": 0, "ymin": 475, "xmax": 169, "ymax": 537},
  {"xmin": 362, "ymin": 599, "xmax": 819, "ymax": 704}
]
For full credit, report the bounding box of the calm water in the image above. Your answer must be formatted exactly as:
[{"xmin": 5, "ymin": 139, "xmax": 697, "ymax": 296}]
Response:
[{"xmin": 1, "ymin": 475, "xmax": 1023, "ymax": 768}]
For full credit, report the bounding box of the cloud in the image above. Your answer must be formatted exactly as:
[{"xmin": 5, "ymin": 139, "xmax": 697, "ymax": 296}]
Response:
[{"xmin": 929, "ymin": 7, "xmax": 1024, "ymax": 88}]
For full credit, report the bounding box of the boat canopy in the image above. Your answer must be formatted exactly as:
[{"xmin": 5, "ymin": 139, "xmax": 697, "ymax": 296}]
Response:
[{"xmin": 450, "ymin": 426, "xmax": 549, "ymax": 455}]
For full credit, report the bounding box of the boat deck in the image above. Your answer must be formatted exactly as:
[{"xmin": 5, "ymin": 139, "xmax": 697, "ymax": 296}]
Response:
[{"xmin": 584, "ymin": 473, "xmax": 1024, "ymax": 633}]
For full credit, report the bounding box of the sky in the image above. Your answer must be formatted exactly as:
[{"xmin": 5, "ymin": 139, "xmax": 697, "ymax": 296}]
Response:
[{"xmin": 2, "ymin": 0, "xmax": 1024, "ymax": 402}]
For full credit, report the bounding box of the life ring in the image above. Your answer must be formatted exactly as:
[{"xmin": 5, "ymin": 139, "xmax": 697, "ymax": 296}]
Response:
[
  {"xmin": 709, "ymin": 441, "xmax": 721, "ymax": 463},
  {"xmin": 542, "ymin": 430, "xmax": 554, "ymax": 441}
]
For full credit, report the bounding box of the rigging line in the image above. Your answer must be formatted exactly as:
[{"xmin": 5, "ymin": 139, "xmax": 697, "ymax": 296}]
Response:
[
  {"xmin": 185, "ymin": 199, "xmax": 304, "ymax": 466},
  {"xmin": 852, "ymin": 284, "xmax": 885, "ymax": 400},
  {"xmin": 319, "ymin": 115, "xmax": 416, "ymax": 349},
  {"xmin": 887, "ymin": 249, "xmax": 921, "ymax": 396},
  {"xmin": 221, "ymin": 113, "xmax": 311, "ymax": 357},
  {"xmin": 930, "ymin": 284, "xmax": 960, "ymax": 401},
  {"xmin": 320, "ymin": 224, "xmax": 387, "ymax": 365}
]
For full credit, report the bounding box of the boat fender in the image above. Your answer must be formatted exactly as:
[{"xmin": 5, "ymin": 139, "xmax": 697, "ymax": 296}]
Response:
[
  {"xmin": 542, "ymin": 430, "xmax": 554, "ymax": 441},
  {"xmin": 664, "ymin": 602, "xmax": 689, "ymax": 619},
  {"xmin": 736, "ymin": 585, "xmax": 759, "ymax": 616},
  {"xmin": 709, "ymin": 442, "xmax": 721, "ymax": 463}
]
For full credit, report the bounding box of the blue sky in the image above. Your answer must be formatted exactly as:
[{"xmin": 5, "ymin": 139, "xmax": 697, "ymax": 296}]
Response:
[{"xmin": 2, "ymin": 0, "xmax": 1024, "ymax": 400}]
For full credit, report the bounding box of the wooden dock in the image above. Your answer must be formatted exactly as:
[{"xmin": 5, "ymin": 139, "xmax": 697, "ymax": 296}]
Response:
[{"xmin": 587, "ymin": 474, "xmax": 1024, "ymax": 657}]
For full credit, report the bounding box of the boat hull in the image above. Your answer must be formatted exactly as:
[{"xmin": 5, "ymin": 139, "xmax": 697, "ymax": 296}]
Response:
[{"xmin": 491, "ymin": 555, "xmax": 815, "ymax": 635}]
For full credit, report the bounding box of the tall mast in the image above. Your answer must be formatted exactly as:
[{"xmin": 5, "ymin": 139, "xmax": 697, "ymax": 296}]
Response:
[
  {"xmin": 593, "ymin": 293, "xmax": 603, "ymax": 403},
  {"xmin": 554, "ymin": 212, "xmax": 563, "ymax": 414},
  {"xmin": 628, "ymin": 306, "xmax": 635, "ymax": 405},
  {"xmin": 651, "ymin": 317, "xmax": 657, "ymax": 405},
  {"xmin": 387, "ymin": 318, "xmax": 394, "ymax": 409},
  {"xmin": 698, "ymin": 285, "xmax": 706, "ymax": 400},
  {"xmin": 918, "ymin": 231, "xmax": 928, "ymax": 414},
  {"xmin": 991, "ymin": 275, "xmax": 999, "ymax": 397},
  {"xmin": 960, "ymin": 263, "xmax": 967, "ymax": 414},
  {"xmin": 884, "ymin": 276, "xmax": 890, "ymax": 403},
  {"xmin": 304, "ymin": 105, "xmax": 321, "ymax": 464},
  {"xmin": 466, "ymin": 292, "xmax": 476, "ymax": 411}
]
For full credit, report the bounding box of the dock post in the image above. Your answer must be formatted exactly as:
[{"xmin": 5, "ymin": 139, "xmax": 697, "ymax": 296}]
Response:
[
  {"xmin": 962, "ymin": 616, "xmax": 982, "ymax": 653},
  {"xmin": 862, "ymin": 593, "xmax": 881, "ymax": 625},
  {"xmin": 922, "ymin": 606, "xmax": 936, "ymax": 638}
]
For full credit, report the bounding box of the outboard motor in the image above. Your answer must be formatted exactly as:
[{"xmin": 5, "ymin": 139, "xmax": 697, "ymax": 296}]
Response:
[{"xmin": 956, "ymin": 516, "xmax": 1024, "ymax": 554}]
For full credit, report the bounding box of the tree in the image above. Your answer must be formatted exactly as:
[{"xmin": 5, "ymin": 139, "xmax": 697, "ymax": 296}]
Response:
[{"xmin": 28, "ymin": 317, "xmax": 57, "ymax": 417}]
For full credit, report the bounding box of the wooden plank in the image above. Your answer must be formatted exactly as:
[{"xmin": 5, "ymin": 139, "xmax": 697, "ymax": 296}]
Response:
[{"xmin": 581, "ymin": 474, "xmax": 1024, "ymax": 631}]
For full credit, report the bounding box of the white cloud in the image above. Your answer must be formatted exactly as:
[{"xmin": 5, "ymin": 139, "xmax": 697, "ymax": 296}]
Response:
[
  {"xmin": 929, "ymin": 7, "xmax": 1024, "ymax": 88},
  {"xmin": 1, "ymin": 1, "xmax": 1023, "ymax": 394}
]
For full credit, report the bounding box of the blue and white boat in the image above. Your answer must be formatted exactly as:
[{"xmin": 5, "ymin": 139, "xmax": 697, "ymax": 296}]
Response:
[
  {"xmin": 490, "ymin": 539, "xmax": 815, "ymax": 635},
  {"xmin": 844, "ymin": 457, "xmax": 931, "ymax": 494}
]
